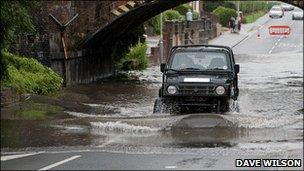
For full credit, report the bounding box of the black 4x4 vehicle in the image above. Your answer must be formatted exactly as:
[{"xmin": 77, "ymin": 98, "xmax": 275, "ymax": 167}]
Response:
[{"xmin": 153, "ymin": 45, "xmax": 240, "ymax": 114}]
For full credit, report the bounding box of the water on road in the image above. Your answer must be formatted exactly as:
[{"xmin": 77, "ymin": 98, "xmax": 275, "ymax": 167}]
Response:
[{"xmin": 1, "ymin": 10, "xmax": 303, "ymax": 170}]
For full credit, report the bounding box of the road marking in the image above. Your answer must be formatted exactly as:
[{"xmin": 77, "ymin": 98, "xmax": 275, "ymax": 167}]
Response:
[
  {"xmin": 231, "ymin": 35, "xmax": 249, "ymax": 49},
  {"xmin": 232, "ymin": 16, "xmax": 271, "ymax": 49},
  {"xmin": 1, "ymin": 152, "xmax": 44, "ymax": 161},
  {"xmin": 165, "ymin": 165, "xmax": 177, "ymax": 169},
  {"xmin": 268, "ymin": 35, "xmax": 283, "ymax": 54},
  {"xmin": 39, "ymin": 155, "xmax": 81, "ymax": 170}
]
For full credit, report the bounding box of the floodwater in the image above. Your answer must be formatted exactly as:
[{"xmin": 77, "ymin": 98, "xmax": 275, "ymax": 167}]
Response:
[{"xmin": 1, "ymin": 52, "xmax": 303, "ymax": 160}]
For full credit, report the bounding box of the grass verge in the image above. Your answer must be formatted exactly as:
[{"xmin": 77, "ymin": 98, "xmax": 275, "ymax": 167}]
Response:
[{"xmin": 244, "ymin": 10, "xmax": 267, "ymax": 23}]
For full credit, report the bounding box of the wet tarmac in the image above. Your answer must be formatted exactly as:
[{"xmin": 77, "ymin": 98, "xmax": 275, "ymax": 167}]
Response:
[{"xmin": 1, "ymin": 51, "xmax": 303, "ymax": 159}]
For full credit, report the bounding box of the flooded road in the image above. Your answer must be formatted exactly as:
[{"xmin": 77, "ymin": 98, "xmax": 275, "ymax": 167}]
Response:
[
  {"xmin": 1, "ymin": 12, "xmax": 303, "ymax": 170},
  {"xmin": 1, "ymin": 52, "xmax": 303, "ymax": 156}
]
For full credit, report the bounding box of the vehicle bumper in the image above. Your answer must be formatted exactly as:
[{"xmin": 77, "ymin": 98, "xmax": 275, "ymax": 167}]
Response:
[
  {"xmin": 163, "ymin": 96, "xmax": 229, "ymax": 107},
  {"xmin": 293, "ymin": 15, "xmax": 304, "ymax": 20},
  {"xmin": 269, "ymin": 14, "xmax": 283, "ymax": 18}
]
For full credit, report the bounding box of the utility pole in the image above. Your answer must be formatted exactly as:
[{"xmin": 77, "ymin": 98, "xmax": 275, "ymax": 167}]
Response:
[
  {"xmin": 159, "ymin": 12, "xmax": 163, "ymax": 64},
  {"xmin": 237, "ymin": 1, "xmax": 240, "ymax": 18},
  {"xmin": 49, "ymin": 13, "xmax": 78, "ymax": 86}
]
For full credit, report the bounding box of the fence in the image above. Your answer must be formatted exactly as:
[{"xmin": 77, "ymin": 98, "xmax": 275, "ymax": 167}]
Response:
[{"xmin": 51, "ymin": 51, "xmax": 114, "ymax": 85}]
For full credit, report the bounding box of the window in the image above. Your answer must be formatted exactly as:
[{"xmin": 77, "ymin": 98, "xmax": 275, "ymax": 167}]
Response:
[{"xmin": 170, "ymin": 50, "xmax": 230, "ymax": 70}]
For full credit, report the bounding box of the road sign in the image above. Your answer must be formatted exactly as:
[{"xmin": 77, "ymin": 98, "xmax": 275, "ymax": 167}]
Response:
[{"xmin": 268, "ymin": 26, "xmax": 291, "ymax": 36}]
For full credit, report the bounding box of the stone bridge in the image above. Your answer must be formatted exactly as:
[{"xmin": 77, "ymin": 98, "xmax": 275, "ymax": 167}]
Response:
[{"xmin": 17, "ymin": 0, "xmax": 303, "ymax": 85}]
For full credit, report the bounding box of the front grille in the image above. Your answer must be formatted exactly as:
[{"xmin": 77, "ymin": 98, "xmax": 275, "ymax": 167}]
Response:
[{"xmin": 178, "ymin": 85, "xmax": 214, "ymax": 95}]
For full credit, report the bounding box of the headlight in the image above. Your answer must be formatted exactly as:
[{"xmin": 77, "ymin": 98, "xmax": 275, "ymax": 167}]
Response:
[
  {"xmin": 167, "ymin": 85, "xmax": 177, "ymax": 94},
  {"xmin": 215, "ymin": 86, "xmax": 225, "ymax": 95}
]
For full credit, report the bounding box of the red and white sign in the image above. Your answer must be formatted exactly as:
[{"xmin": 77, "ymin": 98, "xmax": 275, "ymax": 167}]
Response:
[{"xmin": 269, "ymin": 26, "xmax": 291, "ymax": 36}]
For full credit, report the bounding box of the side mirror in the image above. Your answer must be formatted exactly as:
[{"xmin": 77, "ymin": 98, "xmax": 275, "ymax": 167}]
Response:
[
  {"xmin": 234, "ymin": 64, "xmax": 240, "ymax": 74},
  {"xmin": 160, "ymin": 63, "xmax": 166, "ymax": 73}
]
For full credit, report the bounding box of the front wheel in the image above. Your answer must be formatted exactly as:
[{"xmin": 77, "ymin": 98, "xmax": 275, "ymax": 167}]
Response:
[
  {"xmin": 216, "ymin": 99, "xmax": 230, "ymax": 113},
  {"xmin": 153, "ymin": 98, "xmax": 180, "ymax": 114},
  {"xmin": 153, "ymin": 98, "xmax": 165, "ymax": 113}
]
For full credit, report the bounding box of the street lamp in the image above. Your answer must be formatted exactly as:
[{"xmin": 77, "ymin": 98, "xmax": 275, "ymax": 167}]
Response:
[
  {"xmin": 235, "ymin": 1, "xmax": 240, "ymax": 18},
  {"xmin": 159, "ymin": 12, "xmax": 163, "ymax": 64}
]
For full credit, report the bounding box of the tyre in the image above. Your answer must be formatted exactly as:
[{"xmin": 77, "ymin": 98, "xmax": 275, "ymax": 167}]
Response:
[
  {"xmin": 153, "ymin": 98, "xmax": 164, "ymax": 114},
  {"xmin": 153, "ymin": 98, "xmax": 180, "ymax": 114},
  {"xmin": 216, "ymin": 99, "xmax": 229, "ymax": 113}
]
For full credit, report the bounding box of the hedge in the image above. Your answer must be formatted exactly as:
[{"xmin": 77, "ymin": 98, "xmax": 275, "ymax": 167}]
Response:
[
  {"xmin": 205, "ymin": 1, "xmax": 237, "ymax": 12},
  {"xmin": 212, "ymin": 6, "xmax": 237, "ymax": 27},
  {"xmin": 1, "ymin": 51, "xmax": 63, "ymax": 95},
  {"xmin": 117, "ymin": 42, "xmax": 148, "ymax": 71},
  {"xmin": 147, "ymin": 9, "xmax": 184, "ymax": 35}
]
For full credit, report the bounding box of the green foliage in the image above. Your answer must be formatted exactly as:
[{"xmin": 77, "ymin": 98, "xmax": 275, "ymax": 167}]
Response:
[
  {"xmin": 0, "ymin": 0, "xmax": 38, "ymax": 50},
  {"xmin": 205, "ymin": 1, "xmax": 236, "ymax": 12},
  {"xmin": 193, "ymin": 11, "xmax": 199, "ymax": 20},
  {"xmin": 147, "ymin": 9, "xmax": 184, "ymax": 35},
  {"xmin": 243, "ymin": 11, "xmax": 267, "ymax": 23},
  {"xmin": 1, "ymin": 51, "xmax": 63, "ymax": 95},
  {"xmin": 117, "ymin": 43, "xmax": 148, "ymax": 71},
  {"xmin": 240, "ymin": 1, "xmax": 276, "ymax": 14},
  {"xmin": 212, "ymin": 6, "xmax": 237, "ymax": 27},
  {"xmin": 173, "ymin": 4, "xmax": 192, "ymax": 16},
  {"xmin": 163, "ymin": 10, "xmax": 184, "ymax": 21},
  {"xmin": 111, "ymin": 25, "xmax": 145, "ymax": 62},
  {"xmin": 173, "ymin": 4, "xmax": 199, "ymax": 20},
  {"xmin": 147, "ymin": 15, "xmax": 162, "ymax": 35}
]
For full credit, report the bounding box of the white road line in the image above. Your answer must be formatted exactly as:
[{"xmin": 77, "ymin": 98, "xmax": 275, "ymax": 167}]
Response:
[
  {"xmin": 1, "ymin": 152, "xmax": 44, "ymax": 161},
  {"xmin": 39, "ymin": 155, "xmax": 81, "ymax": 170},
  {"xmin": 268, "ymin": 49, "xmax": 273, "ymax": 54},
  {"xmin": 165, "ymin": 165, "xmax": 177, "ymax": 169},
  {"xmin": 268, "ymin": 35, "xmax": 283, "ymax": 54}
]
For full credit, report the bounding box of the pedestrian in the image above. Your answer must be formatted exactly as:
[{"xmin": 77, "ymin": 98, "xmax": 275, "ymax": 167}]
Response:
[
  {"xmin": 186, "ymin": 9, "xmax": 193, "ymax": 28},
  {"xmin": 237, "ymin": 16, "xmax": 241, "ymax": 31},
  {"xmin": 229, "ymin": 17, "xmax": 235, "ymax": 33}
]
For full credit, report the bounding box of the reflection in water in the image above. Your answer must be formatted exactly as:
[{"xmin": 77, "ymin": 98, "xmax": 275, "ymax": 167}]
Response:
[
  {"xmin": 1, "ymin": 120, "xmax": 94, "ymax": 149},
  {"xmin": 1, "ymin": 53, "xmax": 303, "ymax": 153}
]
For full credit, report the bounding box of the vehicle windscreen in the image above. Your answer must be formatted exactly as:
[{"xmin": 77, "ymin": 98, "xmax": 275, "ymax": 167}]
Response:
[
  {"xmin": 170, "ymin": 50, "xmax": 231, "ymax": 71},
  {"xmin": 271, "ymin": 7, "xmax": 282, "ymax": 11},
  {"xmin": 294, "ymin": 8, "xmax": 303, "ymax": 12}
]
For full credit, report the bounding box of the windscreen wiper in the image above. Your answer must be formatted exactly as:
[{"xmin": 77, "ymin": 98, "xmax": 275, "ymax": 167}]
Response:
[
  {"xmin": 182, "ymin": 67, "xmax": 201, "ymax": 70},
  {"xmin": 166, "ymin": 68, "xmax": 179, "ymax": 73},
  {"xmin": 206, "ymin": 68, "xmax": 225, "ymax": 70}
]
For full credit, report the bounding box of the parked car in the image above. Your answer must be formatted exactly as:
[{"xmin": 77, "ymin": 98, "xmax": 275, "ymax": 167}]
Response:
[
  {"xmin": 153, "ymin": 45, "xmax": 240, "ymax": 114},
  {"xmin": 281, "ymin": 4, "xmax": 294, "ymax": 11},
  {"xmin": 292, "ymin": 8, "xmax": 303, "ymax": 20},
  {"xmin": 269, "ymin": 5, "xmax": 284, "ymax": 18}
]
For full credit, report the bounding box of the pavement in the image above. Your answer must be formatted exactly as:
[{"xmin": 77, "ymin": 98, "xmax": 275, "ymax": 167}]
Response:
[{"xmin": 209, "ymin": 13, "xmax": 271, "ymax": 48}]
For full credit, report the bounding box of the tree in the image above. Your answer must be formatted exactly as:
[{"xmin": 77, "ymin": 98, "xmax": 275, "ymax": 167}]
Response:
[
  {"xmin": 0, "ymin": 0, "xmax": 38, "ymax": 80},
  {"xmin": 204, "ymin": 1, "xmax": 236, "ymax": 12},
  {"xmin": 0, "ymin": 0, "xmax": 38, "ymax": 50},
  {"xmin": 212, "ymin": 6, "xmax": 237, "ymax": 27}
]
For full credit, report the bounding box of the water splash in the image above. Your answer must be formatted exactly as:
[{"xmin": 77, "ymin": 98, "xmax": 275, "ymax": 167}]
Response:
[
  {"xmin": 223, "ymin": 114, "xmax": 303, "ymax": 129},
  {"xmin": 90, "ymin": 121, "xmax": 161, "ymax": 135}
]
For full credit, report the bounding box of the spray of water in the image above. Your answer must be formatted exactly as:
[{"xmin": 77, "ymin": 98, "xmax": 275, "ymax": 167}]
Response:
[{"xmin": 90, "ymin": 121, "xmax": 161, "ymax": 135}]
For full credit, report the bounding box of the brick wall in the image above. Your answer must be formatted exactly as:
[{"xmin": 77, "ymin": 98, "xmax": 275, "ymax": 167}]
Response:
[
  {"xmin": 151, "ymin": 15, "xmax": 218, "ymax": 64},
  {"xmin": 14, "ymin": 1, "xmax": 129, "ymax": 64}
]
